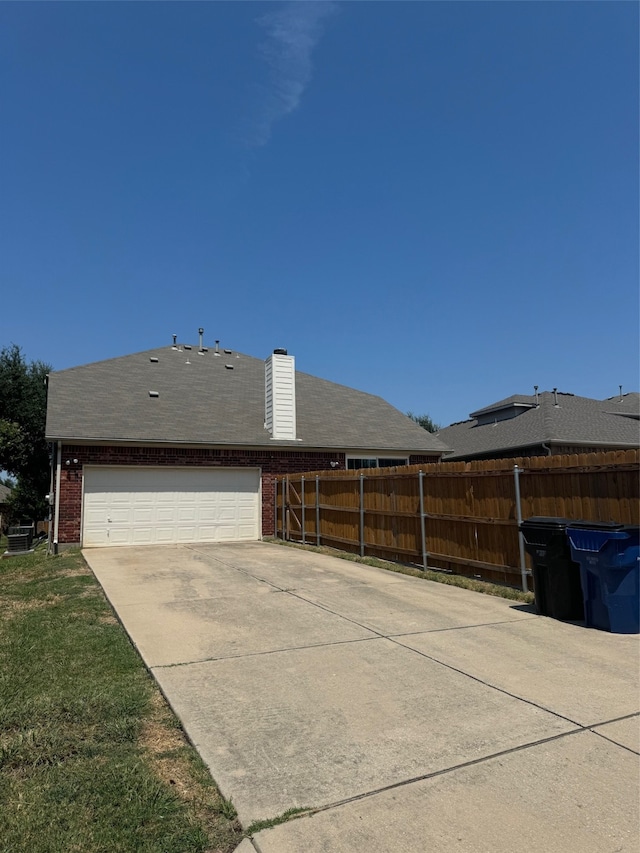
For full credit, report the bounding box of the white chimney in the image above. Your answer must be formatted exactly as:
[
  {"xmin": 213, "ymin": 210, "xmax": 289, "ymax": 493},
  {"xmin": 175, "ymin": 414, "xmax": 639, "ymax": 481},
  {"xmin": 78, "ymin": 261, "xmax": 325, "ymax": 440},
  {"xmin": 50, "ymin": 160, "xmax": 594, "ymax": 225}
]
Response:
[{"xmin": 265, "ymin": 349, "xmax": 296, "ymax": 440}]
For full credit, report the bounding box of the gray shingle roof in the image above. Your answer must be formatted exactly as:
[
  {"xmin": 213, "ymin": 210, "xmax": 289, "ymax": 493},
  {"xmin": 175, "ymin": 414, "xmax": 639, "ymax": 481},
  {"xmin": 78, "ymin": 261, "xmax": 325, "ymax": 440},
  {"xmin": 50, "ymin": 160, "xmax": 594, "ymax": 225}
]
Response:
[
  {"xmin": 45, "ymin": 345, "xmax": 448, "ymax": 455},
  {"xmin": 0, "ymin": 483, "xmax": 12, "ymax": 503},
  {"xmin": 437, "ymin": 391, "xmax": 640, "ymax": 460}
]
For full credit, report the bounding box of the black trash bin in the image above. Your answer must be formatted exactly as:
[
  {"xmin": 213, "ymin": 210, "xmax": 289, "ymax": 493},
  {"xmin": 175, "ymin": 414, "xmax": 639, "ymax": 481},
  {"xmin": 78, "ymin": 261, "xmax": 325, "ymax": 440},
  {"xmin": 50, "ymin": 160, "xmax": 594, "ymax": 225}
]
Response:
[{"xmin": 520, "ymin": 517, "xmax": 584, "ymax": 621}]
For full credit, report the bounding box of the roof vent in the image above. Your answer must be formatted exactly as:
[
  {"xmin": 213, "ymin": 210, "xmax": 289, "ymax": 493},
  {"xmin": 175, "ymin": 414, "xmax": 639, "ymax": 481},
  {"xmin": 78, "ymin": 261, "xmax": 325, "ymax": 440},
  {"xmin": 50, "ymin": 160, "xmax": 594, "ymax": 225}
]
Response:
[
  {"xmin": 150, "ymin": 357, "xmax": 159, "ymax": 363},
  {"xmin": 149, "ymin": 391, "xmax": 159, "ymax": 398},
  {"xmin": 273, "ymin": 348, "xmax": 288, "ymax": 355},
  {"xmin": 224, "ymin": 348, "xmax": 232, "ymax": 354},
  {"xmin": 198, "ymin": 327, "xmax": 204, "ymax": 349},
  {"xmin": 214, "ymin": 340, "xmax": 220, "ymax": 356},
  {"xmin": 553, "ymin": 388, "xmax": 559, "ymax": 406},
  {"xmin": 184, "ymin": 345, "xmax": 192, "ymax": 350},
  {"xmin": 225, "ymin": 364, "xmax": 234, "ymax": 370}
]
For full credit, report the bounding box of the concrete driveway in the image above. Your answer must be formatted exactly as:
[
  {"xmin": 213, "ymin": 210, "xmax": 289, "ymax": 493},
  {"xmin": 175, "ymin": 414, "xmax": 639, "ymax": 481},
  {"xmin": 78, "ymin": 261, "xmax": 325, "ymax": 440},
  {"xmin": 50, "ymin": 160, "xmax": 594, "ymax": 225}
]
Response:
[{"xmin": 83, "ymin": 542, "xmax": 640, "ymax": 853}]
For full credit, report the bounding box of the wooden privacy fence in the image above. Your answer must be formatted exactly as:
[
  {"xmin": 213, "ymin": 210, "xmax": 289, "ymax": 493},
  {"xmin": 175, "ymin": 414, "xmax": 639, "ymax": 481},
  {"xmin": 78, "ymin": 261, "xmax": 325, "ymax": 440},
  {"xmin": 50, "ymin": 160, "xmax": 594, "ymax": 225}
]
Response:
[{"xmin": 274, "ymin": 450, "xmax": 640, "ymax": 590}]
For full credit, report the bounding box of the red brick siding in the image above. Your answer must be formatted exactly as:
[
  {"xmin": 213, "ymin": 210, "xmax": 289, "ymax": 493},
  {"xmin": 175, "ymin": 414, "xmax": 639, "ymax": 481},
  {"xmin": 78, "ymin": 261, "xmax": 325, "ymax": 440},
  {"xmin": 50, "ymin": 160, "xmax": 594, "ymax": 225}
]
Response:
[{"xmin": 55, "ymin": 445, "xmax": 346, "ymax": 543}]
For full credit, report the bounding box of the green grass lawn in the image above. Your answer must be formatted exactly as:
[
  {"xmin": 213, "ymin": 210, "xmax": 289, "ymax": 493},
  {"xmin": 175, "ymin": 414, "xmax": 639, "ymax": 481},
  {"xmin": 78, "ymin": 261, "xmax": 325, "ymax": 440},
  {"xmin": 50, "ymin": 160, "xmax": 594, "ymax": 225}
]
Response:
[{"xmin": 0, "ymin": 545, "xmax": 243, "ymax": 853}]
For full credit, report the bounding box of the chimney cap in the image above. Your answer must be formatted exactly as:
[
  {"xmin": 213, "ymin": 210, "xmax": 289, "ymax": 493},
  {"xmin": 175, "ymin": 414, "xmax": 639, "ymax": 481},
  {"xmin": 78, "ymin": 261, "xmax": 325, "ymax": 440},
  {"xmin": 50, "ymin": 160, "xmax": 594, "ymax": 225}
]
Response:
[{"xmin": 273, "ymin": 348, "xmax": 288, "ymax": 355}]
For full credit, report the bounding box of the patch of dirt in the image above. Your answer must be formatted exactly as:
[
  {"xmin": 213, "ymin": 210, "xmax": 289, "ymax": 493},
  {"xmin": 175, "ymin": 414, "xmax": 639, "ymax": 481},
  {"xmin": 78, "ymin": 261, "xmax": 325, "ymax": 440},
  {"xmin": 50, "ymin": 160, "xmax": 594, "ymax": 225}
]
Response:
[
  {"xmin": 77, "ymin": 586, "xmax": 100, "ymax": 598},
  {"xmin": 139, "ymin": 692, "xmax": 239, "ymax": 836},
  {"xmin": 1, "ymin": 594, "xmax": 64, "ymax": 614},
  {"xmin": 55, "ymin": 566, "xmax": 91, "ymax": 579},
  {"xmin": 140, "ymin": 706, "xmax": 187, "ymax": 757},
  {"xmin": 140, "ymin": 713, "xmax": 218, "ymax": 806}
]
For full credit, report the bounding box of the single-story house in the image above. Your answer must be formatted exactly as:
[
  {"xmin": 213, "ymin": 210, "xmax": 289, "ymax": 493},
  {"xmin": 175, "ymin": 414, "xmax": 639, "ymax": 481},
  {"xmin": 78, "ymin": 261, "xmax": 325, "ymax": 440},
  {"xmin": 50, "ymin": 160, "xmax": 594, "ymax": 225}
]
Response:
[
  {"xmin": 45, "ymin": 340, "xmax": 448, "ymax": 548},
  {"xmin": 0, "ymin": 483, "xmax": 12, "ymax": 533},
  {"xmin": 437, "ymin": 389, "xmax": 640, "ymax": 461}
]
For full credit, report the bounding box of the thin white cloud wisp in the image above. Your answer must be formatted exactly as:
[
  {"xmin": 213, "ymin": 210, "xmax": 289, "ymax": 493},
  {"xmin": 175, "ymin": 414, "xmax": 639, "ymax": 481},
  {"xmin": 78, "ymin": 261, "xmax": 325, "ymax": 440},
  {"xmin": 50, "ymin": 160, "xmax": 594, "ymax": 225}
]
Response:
[{"xmin": 251, "ymin": 1, "xmax": 337, "ymax": 147}]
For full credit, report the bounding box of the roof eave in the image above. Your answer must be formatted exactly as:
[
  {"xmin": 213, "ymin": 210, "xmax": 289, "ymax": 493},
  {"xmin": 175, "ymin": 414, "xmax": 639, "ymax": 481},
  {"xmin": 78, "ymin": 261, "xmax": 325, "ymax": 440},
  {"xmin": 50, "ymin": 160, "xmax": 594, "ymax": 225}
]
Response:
[{"xmin": 45, "ymin": 435, "xmax": 447, "ymax": 454}]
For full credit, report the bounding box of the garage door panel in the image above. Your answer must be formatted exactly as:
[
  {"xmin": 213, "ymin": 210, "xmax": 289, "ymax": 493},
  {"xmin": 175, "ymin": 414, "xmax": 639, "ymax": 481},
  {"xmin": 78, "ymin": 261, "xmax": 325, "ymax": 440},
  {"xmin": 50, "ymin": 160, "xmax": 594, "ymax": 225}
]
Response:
[
  {"xmin": 176, "ymin": 527, "xmax": 198, "ymax": 542},
  {"xmin": 156, "ymin": 507, "xmax": 176, "ymax": 523},
  {"xmin": 155, "ymin": 527, "xmax": 177, "ymax": 544},
  {"xmin": 216, "ymin": 525, "xmax": 240, "ymax": 541},
  {"xmin": 108, "ymin": 528, "xmax": 135, "ymax": 546},
  {"xmin": 83, "ymin": 467, "xmax": 260, "ymax": 547},
  {"xmin": 198, "ymin": 507, "xmax": 216, "ymax": 522},
  {"xmin": 178, "ymin": 507, "xmax": 198, "ymax": 522},
  {"xmin": 110, "ymin": 493, "xmax": 135, "ymax": 505},
  {"xmin": 110, "ymin": 508, "xmax": 133, "ymax": 524},
  {"xmin": 133, "ymin": 508, "xmax": 153, "ymax": 524}
]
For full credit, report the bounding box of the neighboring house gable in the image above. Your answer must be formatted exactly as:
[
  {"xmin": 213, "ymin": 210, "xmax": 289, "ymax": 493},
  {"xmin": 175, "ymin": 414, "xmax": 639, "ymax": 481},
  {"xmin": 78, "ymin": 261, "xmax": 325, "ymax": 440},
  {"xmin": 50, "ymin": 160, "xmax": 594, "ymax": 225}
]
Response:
[
  {"xmin": 437, "ymin": 390, "xmax": 640, "ymax": 461},
  {"xmin": 45, "ymin": 343, "xmax": 448, "ymax": 547},
  {"xmin": 0, "ymin": 483, "xmax": 11, "ymax": 532}
]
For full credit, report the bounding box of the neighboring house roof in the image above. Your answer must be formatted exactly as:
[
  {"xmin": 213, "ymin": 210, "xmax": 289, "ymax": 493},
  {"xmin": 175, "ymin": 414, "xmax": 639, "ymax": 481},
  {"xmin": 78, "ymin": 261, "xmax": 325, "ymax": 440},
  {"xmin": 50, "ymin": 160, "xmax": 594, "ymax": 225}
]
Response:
[
  {"xmin": 437, "ymin": 391, "xmax": 640, "ymax": 460},
  {"xmin": 0, "ymin": 484, "xmax": 12, "ymax": 504},
  {"xmin": 46, "ymin": 345, "xmax": 449, "ymax": 455}
]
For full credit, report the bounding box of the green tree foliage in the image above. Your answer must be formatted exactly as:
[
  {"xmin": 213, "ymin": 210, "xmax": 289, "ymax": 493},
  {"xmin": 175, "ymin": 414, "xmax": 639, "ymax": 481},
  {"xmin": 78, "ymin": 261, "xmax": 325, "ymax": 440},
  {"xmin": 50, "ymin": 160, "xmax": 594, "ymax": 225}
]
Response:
[
  {"xmin": 407, "ymin": 411, "xmax": 441, "ymax": 434},
  {"xmin": 0, "ymin": 345, "xmax": 51, "ymax": 523}
]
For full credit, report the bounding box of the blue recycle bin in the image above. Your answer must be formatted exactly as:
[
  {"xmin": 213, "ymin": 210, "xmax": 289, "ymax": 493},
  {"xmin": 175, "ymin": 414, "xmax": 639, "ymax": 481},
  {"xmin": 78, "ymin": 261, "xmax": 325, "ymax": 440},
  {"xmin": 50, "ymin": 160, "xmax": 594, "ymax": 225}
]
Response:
[{"xmin": 567, "ymin": 523, "xmax": 640, "ymax": 634}]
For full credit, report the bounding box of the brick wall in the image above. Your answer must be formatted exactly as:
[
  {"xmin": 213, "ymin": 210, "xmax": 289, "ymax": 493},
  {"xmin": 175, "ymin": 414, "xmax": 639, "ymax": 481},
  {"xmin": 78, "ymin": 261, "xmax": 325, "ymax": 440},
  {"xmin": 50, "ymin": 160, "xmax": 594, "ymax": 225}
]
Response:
[{"xmin": 55, "ymin": 444, "xmax": 345, "ymax": 543}]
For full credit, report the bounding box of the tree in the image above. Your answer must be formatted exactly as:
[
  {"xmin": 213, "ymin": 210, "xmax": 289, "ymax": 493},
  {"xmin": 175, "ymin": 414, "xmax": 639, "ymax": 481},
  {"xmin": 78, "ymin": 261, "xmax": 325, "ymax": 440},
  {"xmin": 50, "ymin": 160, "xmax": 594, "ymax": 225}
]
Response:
[
  {"xmin": 0, "ymin": 345, "xmax": 51, "ymax": 524},
  {"xmin": 407, "ymin": 411, "xmax": 441, "ymax": 434}
]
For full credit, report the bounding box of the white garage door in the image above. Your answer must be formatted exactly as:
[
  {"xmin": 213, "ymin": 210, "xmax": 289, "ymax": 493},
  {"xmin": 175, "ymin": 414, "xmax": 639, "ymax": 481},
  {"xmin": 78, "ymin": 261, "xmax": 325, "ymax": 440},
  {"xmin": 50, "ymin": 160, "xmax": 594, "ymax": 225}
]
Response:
[{"xmin": 82, "ymin": 467, "xmax": 260, "ymax": 547}]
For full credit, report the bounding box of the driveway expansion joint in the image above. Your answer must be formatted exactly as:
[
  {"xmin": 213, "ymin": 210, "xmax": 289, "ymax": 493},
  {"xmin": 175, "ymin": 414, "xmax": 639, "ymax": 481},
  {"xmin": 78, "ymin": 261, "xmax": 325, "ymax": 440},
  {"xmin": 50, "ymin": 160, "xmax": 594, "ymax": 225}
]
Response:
[
  {"xmin": 149, "ymin": 634, "xmax": 383, "ymax": 669},
  {"xmin": 388, "ymin": 636, "xmax": 590, "ymax": 728},
  {"xmin": 588, "ymin": 712, "xmax": 640, "ymax": 755},
  {"xmin": 385, "ymin": 616, "xmax": 537, "ymax": 638},
  {"xmin": 291, "ymin": 725, "xmax": 595, "ymax": 820}
]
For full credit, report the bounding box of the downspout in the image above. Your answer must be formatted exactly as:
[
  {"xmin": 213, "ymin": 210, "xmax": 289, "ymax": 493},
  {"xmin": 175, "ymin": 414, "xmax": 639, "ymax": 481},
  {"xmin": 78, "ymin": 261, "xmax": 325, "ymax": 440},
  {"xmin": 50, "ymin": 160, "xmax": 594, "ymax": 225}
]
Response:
[
  {"xmin": 53, "ymin": 442, "xmax": 62, "ymax": 554},
  {"xmin": 541, "ymin": 443, "xmax": 552, "ymax": 456},
  {"xmin": 47, "ymin": 443, "xmax": 55, "ymax": 554}
]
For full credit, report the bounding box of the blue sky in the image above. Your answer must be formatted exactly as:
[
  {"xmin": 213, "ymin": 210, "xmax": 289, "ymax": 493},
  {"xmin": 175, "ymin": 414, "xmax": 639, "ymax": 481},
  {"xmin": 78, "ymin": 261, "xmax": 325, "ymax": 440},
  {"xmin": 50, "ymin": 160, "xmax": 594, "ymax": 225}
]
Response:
[{"xmin": 1, "ymin": 1, "xmax": 637, "ymax": 427}]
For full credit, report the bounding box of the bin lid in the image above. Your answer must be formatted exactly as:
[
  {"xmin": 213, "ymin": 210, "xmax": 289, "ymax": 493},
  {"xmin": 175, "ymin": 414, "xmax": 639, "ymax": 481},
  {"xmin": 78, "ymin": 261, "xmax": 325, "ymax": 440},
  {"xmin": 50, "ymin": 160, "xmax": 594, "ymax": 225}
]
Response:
[
  {"xmin": 520, "ymin": 517, "xmax": 577, "ymax": 530},
  {"xmin": 566, "ymin": 521, "xmax": 626, "ymax": 532}
]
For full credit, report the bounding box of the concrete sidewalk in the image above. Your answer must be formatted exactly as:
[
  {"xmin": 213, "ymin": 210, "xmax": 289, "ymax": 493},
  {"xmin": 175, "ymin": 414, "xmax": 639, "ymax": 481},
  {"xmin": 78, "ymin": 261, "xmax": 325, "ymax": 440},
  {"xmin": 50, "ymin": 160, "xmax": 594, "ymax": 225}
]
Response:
[{"xmin": 83, "ymin": 542, "xmax": 640, "ymax": 853}]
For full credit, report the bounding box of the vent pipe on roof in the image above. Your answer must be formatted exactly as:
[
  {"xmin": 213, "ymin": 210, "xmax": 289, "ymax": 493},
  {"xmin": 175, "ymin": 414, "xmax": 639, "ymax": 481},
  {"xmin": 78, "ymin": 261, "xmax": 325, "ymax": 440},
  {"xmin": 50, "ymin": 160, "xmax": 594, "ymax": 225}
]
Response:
[
  {"xmin": 214, "ymin": 340, "xmax": 220, "ymax": 356},
  {"xmin": 172, "ymin": 334, "xmax": 177, "ymax": 349},
  {"xmin": 534, "ymin": 385, "xmax": 539, "ymax": 406},
  {"xmin": 199, "ymin": 328, "xmax": 204, "ymax": 349},
  {"xmin": 553, "ymin": 388, "xmax": 558, "ymax": 406},
  {"xmin": 265, "ymin": 350, "xmax": 296, "ymax": 440},
  {"xmin": 619, "ymin": 385, "xmax": 623, "ymax": 402}
]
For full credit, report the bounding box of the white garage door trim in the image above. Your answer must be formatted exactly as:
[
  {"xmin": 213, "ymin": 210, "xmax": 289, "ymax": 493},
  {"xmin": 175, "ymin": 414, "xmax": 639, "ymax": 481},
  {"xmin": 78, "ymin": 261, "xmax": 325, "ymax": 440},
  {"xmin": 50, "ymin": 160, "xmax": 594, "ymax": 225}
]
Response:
[{"xmin": 82, "ymin": 466, "xmax": 261, "ymax": 547}]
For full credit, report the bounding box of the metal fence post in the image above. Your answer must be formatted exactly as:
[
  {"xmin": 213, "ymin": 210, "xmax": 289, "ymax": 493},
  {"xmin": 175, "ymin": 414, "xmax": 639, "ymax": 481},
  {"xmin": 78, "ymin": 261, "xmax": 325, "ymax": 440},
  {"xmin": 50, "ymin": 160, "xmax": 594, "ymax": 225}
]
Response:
[
  {"xmin": 283, "ymin": 476, "xmax": 288, "ymax": 541},
  {"xmin": 301, "ymin": 476, "xmax": 306, "ymax": 544},
  {"xmin": 315, "ymin": 475, "xmax": 320, "ymax": 546},
  {"xmin": 359, "ymin": 473, "xmax": 365, "ymax": 557},
  {"xmin": 514, "ymin": 465, "xmax": 528, "ymax": 592},
  {"xmin": 418, "ymin": 470, "xmax": 428, "ymax": 570},
  {"xmin": 274, "ymin": 478, "xmax": 278, "ymax": 538}
]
